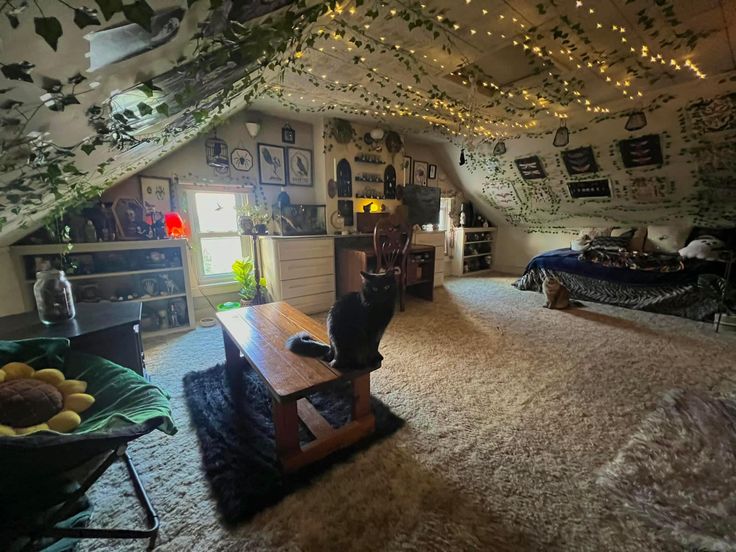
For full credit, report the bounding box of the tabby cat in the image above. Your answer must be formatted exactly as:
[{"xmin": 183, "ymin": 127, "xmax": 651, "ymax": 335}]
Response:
[
  {"xmin": 543, "ymin": 277, "xmax": 570, "ymax": 309},
  {"xmin": 286, "ymin": 270, "xmax": 397, "ymax": 371}
]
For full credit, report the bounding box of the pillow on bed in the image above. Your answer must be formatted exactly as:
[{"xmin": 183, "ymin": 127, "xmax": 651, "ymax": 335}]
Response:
[
  {"xmin": 611, "ymin": 227, "xmax": 647, "ymax": 252},
  {"xmin": 590, "ymin": 233, "xmax": 633, "ymax": 251},
  {"xmin": 578, "ymin": 227, "xmax": 613, "ymax": 240},
  {"xmin": 644, "ymin": 225, "xmax": 693, "ymax": 254}
]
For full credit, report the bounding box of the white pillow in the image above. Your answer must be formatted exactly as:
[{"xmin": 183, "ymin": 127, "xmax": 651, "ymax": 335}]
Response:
[
  {"xmin": 612, "ymin": 227, "xmax": 647, "ymax": 252},
  {"xmin": 644, "ymin": 225, "xmax": 693, "ymax": 254},
  {"xmin": 578, "ymin": 227, "xmax": 612, "ymax": 240},
  {"xmin": 571, "ymin": 238, "xmax": 591, "ymax": 251}
]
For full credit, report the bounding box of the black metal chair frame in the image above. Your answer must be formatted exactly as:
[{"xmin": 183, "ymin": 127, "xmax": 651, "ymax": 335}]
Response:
[{"xmin": 15, "ymin": 444, "xmax": 159, "ymax": 551}]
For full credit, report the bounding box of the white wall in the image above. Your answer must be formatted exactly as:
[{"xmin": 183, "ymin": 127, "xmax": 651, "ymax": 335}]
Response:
[{"xmin": 0, "ymin": 247, "xmax": 26, "ymax": 317}]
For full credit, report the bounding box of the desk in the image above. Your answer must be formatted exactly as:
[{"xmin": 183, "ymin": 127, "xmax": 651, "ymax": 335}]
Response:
[
  {"xmin": 336, "ymin": 245, "xmax": 435, "ymax": 302},
  {"xmin": 0, "ymin": 302, "xmax": 145, "ymax": 375}
]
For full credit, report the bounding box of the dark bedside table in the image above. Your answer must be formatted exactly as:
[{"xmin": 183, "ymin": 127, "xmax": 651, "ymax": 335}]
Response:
[{"xmin": 0, "ymin": 302, "xmax": 146, "ymax": 375}]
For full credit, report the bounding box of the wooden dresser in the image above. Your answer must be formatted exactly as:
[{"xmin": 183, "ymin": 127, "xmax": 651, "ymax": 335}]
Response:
[{"xmin": 259, "ymin": 237, "xmax": 336, "ymax": 314}]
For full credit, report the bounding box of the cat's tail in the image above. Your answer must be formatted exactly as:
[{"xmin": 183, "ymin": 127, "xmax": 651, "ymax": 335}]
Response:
[{"xmin": 285, "ymin": 332, "xmax": 333, "ymax": 360}]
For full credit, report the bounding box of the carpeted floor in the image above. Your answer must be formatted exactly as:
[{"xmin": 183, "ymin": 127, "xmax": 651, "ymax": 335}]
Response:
[{"xmin": 79, "ymin": 276, "xmax": 736, "ymax": 551}]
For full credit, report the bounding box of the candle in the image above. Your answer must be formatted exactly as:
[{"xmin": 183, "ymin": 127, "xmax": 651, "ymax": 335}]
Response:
[{"xmin": 333, "ymin": 157, "xmax": 337, "ymax": 180}]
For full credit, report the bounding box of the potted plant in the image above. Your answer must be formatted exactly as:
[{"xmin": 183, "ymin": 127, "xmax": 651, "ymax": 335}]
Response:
[
  {"xmin": 232, "ymin": 257, "xmax": 266, "ymax": 306},
  {"xmin": 237, "ymin": 204, "xmax": 270, "ymax": 235}
]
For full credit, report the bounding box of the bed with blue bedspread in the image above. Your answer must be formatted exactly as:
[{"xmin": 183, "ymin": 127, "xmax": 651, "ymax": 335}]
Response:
[{"xmin": 513, "ymin": 248, "xmax": 723, "ymax": 320}]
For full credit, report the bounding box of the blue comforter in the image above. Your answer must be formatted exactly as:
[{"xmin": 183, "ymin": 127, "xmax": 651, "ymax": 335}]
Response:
[{"xmin": 523, "ymin": 248, "xmax": 721, "ymax": 286}]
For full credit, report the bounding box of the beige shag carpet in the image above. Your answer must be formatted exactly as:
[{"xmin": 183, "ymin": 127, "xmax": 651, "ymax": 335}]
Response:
[{"xmin": 80, "ymin": 276, "xmax": 736, "ymax": 551}]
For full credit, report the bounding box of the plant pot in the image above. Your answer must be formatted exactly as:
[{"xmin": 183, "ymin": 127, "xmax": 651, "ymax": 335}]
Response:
[
  {"xmin": 240, "ymin": 298, "xmax": 253, "ymax": 307},
  {"xmin": 254, "ymin": 224, "xmax": 268, "ymax": 235},
  {"xmin": 239, "ymin": 215, "xmax": 254, "ymax": 235}
]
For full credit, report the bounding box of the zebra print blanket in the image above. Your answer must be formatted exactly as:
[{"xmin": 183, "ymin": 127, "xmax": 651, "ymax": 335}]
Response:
[{"xmin": 514, "ymin": 267, "xmax": 719, "ymax": 321}]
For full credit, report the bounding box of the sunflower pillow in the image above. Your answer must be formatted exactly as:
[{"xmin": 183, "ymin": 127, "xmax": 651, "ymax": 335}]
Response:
[{"xmin": 0, "ymin": 362, "xmax": 95, "ymax": 436}]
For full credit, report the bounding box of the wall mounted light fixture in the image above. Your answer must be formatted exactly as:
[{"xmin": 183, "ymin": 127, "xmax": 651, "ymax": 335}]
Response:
[
  {"xmin": 245, "ymin": 121, "xmax": 261, "ymax": 138},
  {"xmin": 625, "ymin": 110, "xmax": 647, "ymax": 131},
  {"xmin": 553, "ymin": 120, "xmax": 569, "ymax": 147}
]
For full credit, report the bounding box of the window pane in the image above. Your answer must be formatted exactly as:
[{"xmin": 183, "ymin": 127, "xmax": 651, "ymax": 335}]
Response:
[
  {"xmin": 201, "ymin": 236, "xmax": 241, "ymax": 276},
  {"xmin": 195, "ymin": 192, "xmax": 237, "ymax": 233}
]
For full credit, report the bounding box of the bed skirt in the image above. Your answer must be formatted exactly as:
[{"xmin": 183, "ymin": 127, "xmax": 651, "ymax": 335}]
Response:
[{"xmin": 513, "ymin": 267, "xmax": 719, "ymax": 321}]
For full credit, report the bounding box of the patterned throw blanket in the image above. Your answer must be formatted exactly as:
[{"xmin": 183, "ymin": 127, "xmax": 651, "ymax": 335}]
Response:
[{"xmin": 579, "ymin": 248, "xmax": 685, "ymax": 272}]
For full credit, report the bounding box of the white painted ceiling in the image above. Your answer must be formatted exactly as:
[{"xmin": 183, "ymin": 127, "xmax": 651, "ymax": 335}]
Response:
[{"xmin": 1, "ymin": 0, "xmax": 735, "ymax": 244}]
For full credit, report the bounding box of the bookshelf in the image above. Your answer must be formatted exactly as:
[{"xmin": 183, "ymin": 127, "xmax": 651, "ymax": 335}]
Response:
[{"xmin": 451, "ymin": 227, "xmax": 496, "ymax": 276}]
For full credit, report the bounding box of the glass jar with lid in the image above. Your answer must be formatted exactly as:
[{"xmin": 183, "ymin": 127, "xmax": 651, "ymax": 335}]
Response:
[{"xmin": 33, "ymin": 270, "xmax": 76, "ymax": 325}]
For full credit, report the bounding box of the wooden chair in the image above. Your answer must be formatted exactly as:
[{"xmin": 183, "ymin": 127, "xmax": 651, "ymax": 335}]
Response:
[{"xmin": 373, "ymin": 217, "xmax": 412, "ymax": 311}]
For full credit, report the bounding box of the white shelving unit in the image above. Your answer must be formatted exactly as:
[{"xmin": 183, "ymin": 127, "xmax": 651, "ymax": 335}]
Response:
[
  {"xmin": 451, "ymin": 227, "xmax": 496, "ymax": 276},
  {"xmin": 413, "ymin": 230, "xmax": 446, "ymax": 287},
  {"xmin": 10, "ymin": 239, "xmax": 196, "ymax": 338}
]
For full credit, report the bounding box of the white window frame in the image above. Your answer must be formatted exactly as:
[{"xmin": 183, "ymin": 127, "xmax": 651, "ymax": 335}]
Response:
[{"xmin": 182, "ymin": 184, "xmax": 254, "ymax": 285}]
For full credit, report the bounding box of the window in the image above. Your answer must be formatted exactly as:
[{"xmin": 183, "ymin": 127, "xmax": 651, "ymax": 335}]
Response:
[
  {"xmin": 186, "ymin": 188, "xmax": 252, "ymax": 283},
  {"xmin": 438, "ymin": 197, "xmax": 453, "ymax": 232}
]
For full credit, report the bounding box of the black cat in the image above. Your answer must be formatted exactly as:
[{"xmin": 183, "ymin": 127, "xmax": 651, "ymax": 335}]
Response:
[{"xmin": 286, "ymin": 270, "xmax": 397, "ymax": 371}]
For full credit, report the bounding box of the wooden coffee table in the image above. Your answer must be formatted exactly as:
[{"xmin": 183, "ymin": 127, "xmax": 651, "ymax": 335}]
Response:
[{"xmin": 216, "ymin": 302, "xmax": 378, "ymax": 473}]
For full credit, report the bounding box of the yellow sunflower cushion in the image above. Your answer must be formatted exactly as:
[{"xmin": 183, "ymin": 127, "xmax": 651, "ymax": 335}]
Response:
[{"xmin": 0, "ymin": 362, "xmax": 95, "ymax": 436}]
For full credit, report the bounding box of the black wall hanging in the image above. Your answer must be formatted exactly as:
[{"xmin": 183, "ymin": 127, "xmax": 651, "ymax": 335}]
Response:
[
  {"xmin": 619, "ymin": 134, "xmax": 663, "ymax": 168},
  {"xmin": 281, "ymin": 123, "xmax": 296, "ymax": 144},
  {"xmin": 567, "ymin": 179, "xmax": 611, "ymax": 198},
  {"xmin": 562, "ymin": 147, "xmax": 598, "ymax": 176},
  {"xmin": 514, "ymin": 156, "xmax": 546, "ymax": 180},
  {"xmin": 336, "ymin": 158, "xmax": 352, "ymax": 197},
  {"xmin": 384, "ymin": 164, "xmax": 397, "ymax": 199},
  {"xmin": 337, "ymin": 199, "xmax": 354, "ymax": 226},
  {"xmin": 206, "ymin": 136, "xmax": 229, "ymax": 169}
]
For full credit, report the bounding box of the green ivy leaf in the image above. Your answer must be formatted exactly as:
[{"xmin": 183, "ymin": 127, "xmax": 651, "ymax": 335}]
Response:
[
  {"xmin": 96, "ymin": 0, "xmax": 123, "ymax": 20},
  {"xmin": 6, "ymin": 13, "xmax": 19, "ymax": 28},
  {"xmin": 0, "ymin": 99, "xmax": 22, "ymax": 110},
  {"xmin": 156, "ymin": 103, "xmax": 170, "ymax": 116},
  {"xmin": 1, "ymin": 62, "xmax": 34, "ymax": 83},
  {"xmin": 81, "ymin": 143, "xmax": 97, "ymax": 155},
  {"xmin": 123, "ymin": 0, "xmax": 155, "ymax": 32},
  {"xmin": 137, "ymin": 101, "xmax": 153, "ymax": 116},
  {"xmin": 74, "ymin": 7, "xmax": 101, "ymax": 29},
  {"xmin": 34, "ymin": 16, "xmax": 64, "ymax": 51}
]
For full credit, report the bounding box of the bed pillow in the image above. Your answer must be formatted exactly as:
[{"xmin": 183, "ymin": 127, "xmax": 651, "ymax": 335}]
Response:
[
  {"xmin": 644, "ymin": 225, "xmax": 693, "ymax": 254},
  {"xmin": 611, "ymin": 226, "xmax": 647, "ymax": 252},
  {"xmin": 590, "ymin": 234, "xmax": 632, "ymax": 251},
  {"xmin": 578, "ymin": 227, "xmax": 613, "ymax": 240}
]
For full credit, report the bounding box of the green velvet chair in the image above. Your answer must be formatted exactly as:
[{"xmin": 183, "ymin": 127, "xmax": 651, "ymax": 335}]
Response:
[{"xmin": 0, "ymin": 338, "xmax": 176, "ymax": 551}]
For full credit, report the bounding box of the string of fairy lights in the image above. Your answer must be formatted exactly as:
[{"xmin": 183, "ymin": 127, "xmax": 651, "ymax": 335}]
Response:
[{"xmin": 269, "ymin": 0, "xmax": 709, "ymax": 144}]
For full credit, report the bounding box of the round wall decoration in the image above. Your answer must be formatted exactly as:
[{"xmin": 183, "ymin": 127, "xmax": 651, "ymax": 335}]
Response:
[
  {"xmin": 230, "ymin": 148, "xmax": 254, "ymax": 171},
  {"xmin": 384, "ymin": 131, "xmax": 403, "ymax": 153}
]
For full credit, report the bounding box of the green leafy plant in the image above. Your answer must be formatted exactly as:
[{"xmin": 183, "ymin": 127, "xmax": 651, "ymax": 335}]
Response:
[
  {"xmin": 237, "ymin": 203, "xmax": 270, "ymax": 226},
  {"xmin": 232, "ymin": 257, "xmax": 266, "ymax": 302}
]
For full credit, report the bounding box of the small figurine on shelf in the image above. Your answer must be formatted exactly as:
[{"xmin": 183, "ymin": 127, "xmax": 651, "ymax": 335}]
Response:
[
  {"xmin": 152, "ymin": 212, "xmax": 167, "ymax": 239},
  {"xmin": 159, "ymin": 273, "xmax": 179, "ymax": 295},
  {"xmin": 158, "ymin": 309, "xmax": 169, "ymax": 329},
  {"xmin": 84, "ymin": 220, "xmax": 98, "ymax": 243},
  {"xmin": 168, "ymin": 303, "xmax": 180, "ymax": 328}
]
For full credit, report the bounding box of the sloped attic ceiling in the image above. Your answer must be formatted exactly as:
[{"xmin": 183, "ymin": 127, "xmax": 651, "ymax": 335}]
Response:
[{"xmin": 1, "ymin": 0, "xmax": 735, "ymax": 245}]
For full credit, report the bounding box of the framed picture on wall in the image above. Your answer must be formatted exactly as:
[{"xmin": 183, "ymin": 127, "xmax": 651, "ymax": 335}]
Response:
[
  {"xmin": 257, "ymin": 143, "xmax": 287, "ymax": 185},
  {"xmin": 139, "ymin": 176, "xmax": 171, "ymax": 216},
  {"xmin": 286, "ymin": 147, "xmax": 313, "ymax": 186},
  {"xmin": 428, "ymin": 164, "xmax": 437, "ymax": 179},
  {"xmin": 413, "ymin": 160, "xmax": 429, "ymax": 186},
  {"xmin": 402, "ymin": 155, "xmax": 412, "ymax": 184}
]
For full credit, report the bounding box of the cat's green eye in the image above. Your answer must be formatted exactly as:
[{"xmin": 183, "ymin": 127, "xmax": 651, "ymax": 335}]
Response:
[{"xmin": 384, "ymin": 285, "xmax": 390, "ymax": 290}]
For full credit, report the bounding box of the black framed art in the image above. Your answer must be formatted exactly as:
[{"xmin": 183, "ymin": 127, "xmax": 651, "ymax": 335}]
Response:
[
  {"xmin": 514, "ymin": 156, "xmax": 546, "ymax": 180},
  {"xmin": 619, "ymin": 134, "xmax": 663, "ymax": 168},
  {"xmin": 562, "ymin": 147, "xmax": 598, "ymax": 176},
  {"xmin": 286, "ymin": 147, "xmax": 312, "ymax": 186},
  {"xmin": 257, "ymin": 143, "xmax": 286, "ymax": 185},
  {"xmin": 281, "ymin": 123, "xmax": 296, "ymax": 144}
]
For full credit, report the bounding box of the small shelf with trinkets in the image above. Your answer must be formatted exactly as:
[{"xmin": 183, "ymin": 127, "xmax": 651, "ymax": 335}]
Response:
[
  {"xmin": 10, "ymin": 239, "xmax": 196, "ymax": 338},
  {"xmin": 451, "ymin": 227, "xmax": 497, "ymax": 276},
  {"xmin": 353, "ymin": 153, "xmax": 385, "ymax": 165}
]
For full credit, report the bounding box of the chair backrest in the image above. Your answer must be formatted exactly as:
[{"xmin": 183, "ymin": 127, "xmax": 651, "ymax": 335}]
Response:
[{"xmin": 373, "ymin": 218, "xmax": 411, "ymax": 273}]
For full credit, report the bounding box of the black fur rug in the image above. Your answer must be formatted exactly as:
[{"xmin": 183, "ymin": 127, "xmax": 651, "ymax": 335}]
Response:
[{"xmin": 182, "ymin": 363, "xmax": 404, "ymax": 525}]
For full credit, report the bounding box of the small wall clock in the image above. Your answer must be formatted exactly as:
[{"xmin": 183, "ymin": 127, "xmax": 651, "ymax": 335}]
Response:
[
  {"xmin": 230, "ymin": 148, "xmax": 253, "ymax": 171},
  {"xmin": 282, "ymin": 123, "xmax": 296, "ymax": 144}
]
